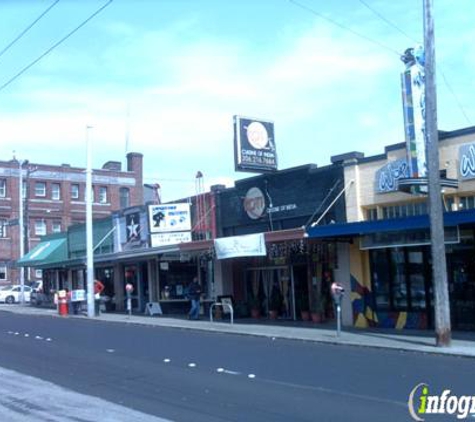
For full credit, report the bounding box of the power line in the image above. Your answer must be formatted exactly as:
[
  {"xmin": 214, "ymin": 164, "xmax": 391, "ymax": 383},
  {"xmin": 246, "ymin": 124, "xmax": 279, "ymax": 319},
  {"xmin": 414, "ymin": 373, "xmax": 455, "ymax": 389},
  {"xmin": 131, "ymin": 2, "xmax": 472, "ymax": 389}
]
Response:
[
  {"xmin": 0, "ymin": 0, "xmax": 114, "ymax": 93},
  {"xmin": 357, "ymin": 0, "xmax": 418, "ymax": 43},
  {"xmin": 356, "ymin": 0, "xmax": 472, "ymax": 125},
  {"xmin": 0, "ymin": 0, "xmax": 61, "ymax": 62},
  {"xmin": 288, "ymin": 0, "xmax": 401, "ymax": 56}
]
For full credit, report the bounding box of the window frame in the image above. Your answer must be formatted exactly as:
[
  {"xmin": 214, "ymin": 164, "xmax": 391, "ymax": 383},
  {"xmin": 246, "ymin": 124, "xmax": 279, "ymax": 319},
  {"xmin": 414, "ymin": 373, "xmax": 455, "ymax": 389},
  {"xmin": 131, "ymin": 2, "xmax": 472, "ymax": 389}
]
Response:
[
  {"xmin": 0, "ymin": 179, "xmax": 6, "ymax": 197},
  {"xmin": 34, "ymin": 220, "xmax": 47, "ymax": 236},
  {"xmin": 71, "ymin": 184, "xmax": 80, "ymax": 200},
  {"xmin": 35, "ymin": 181, "xmax": 46, "ymax": 197},
  {"xmin": 0, "ymin": 264, "xmax": 7, "ymax": 281},
  {"xmin": 99, "ymin": 186, "xmax": 108, "ymax": 204},
  {"xmin": 51, "ymin": 183, "xmax": 61, "ymax": 200},
  {"xmin": 0, "ymin": 218, "xmax": 7, "ymax": 238}
]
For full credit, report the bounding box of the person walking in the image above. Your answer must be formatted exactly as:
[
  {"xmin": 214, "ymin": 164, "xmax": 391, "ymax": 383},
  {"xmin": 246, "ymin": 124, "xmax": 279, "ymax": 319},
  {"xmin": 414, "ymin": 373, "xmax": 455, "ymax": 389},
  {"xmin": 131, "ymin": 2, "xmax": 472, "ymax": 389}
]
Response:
[{"xmin": 187, "ymin": 276, "xmax": 202, "ymax": 320}]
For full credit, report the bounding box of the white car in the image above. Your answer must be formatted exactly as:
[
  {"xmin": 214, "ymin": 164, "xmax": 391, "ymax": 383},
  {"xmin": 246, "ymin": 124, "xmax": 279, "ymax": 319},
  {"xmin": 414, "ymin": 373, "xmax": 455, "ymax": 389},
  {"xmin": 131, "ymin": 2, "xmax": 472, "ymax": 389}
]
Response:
[{"xmin": 0, "ymin": 285, "xmax": 32, "ymax": 304}]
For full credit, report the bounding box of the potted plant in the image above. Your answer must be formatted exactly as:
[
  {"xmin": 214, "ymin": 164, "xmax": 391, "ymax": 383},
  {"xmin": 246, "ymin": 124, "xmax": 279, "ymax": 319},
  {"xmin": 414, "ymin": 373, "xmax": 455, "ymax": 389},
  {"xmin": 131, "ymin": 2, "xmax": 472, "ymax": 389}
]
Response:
[
  {"xmin": 269, "ymin": 288, "xmax": 282, "ymax": 320},
  {"xmin": 249, "ymin": 295, "xmax": 261, "ymax": 319},
  {"xmin": 296, "ymin": 295, "xmax": 310, "ymax": 321},
  {"xmin": 310, "ymin": 288, "xmax": 326, "ymax": 323}
]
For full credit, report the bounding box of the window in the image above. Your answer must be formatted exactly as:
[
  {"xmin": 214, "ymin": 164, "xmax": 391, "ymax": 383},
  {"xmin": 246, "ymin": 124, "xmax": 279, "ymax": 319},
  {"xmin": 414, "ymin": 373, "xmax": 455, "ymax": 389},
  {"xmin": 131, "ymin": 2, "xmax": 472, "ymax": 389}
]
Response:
[
  {"xmin": 99, "ymin": 186, "xmax": 108, "ymax": 204},
  {"xmin": 35, "ymin": 182, "xmax": 46, "ymax": 197},
  {"xmin": 460, "ymin": 195, "xmax": 475, "ymax": 210},
  {"xmin": 35, "ymin": 220, "xmax": 47, "ymax": 236},
  {"xmin": 366, "ymin": 208, "xmax": 378, "ymax": 221},
  {"xmin": 71, "ymin": 184, "xmax": 79, "ymax": 199},
  {"xmin": 52, "ymin": 183, "xmax": 61, "ymax": 200},
  {"xmin": 52, "ymin": 221, "xmax": 61, "ymax": 233},
  {"xmin": 22, "ymin": 181, "xmax": 27, "ymax": 199},
  {"xmin": 35, "ymin": 269, "xmax": 43, "ymax": 279},
  {"xmin": 90, "ymin": 187, "xmax": 95, "ymax": 203},
  {"xmin": 0, "ymin": 219, "xmax": 7, "ymax": 238},
  {"xmin": 0, "ymin": 264, "xmax": 6, "ymax": 280},
  {"xmin": 120, "ymin": 187, "xmax": 130, "ymax": 209},
  {"xmin": 0, "ymin": 179, "xmax": 5, "ymax": 197}
]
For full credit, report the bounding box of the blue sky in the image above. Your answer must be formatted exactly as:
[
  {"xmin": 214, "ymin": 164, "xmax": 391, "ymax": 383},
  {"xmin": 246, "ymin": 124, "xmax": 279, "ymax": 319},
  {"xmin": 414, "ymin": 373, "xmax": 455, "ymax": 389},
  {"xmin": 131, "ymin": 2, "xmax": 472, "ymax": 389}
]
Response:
[{"xmin": 0, "ymin": 0, "xmax": 474, "ymax": 201}]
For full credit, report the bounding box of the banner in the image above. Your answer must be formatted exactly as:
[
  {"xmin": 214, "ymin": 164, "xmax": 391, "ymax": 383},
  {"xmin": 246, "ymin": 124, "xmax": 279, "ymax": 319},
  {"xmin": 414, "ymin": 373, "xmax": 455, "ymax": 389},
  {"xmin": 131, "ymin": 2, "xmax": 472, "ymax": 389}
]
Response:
[
  {"xmin": 401, "ymin": 46, "xmax": 427, "ymax": 179},
  {"xmin": 234, "ymin": 115, "xmax": 277, "ymax": 173},
  {"xmin": 214, "ymin": 233, "xmax": 267, "ymax": 259}
]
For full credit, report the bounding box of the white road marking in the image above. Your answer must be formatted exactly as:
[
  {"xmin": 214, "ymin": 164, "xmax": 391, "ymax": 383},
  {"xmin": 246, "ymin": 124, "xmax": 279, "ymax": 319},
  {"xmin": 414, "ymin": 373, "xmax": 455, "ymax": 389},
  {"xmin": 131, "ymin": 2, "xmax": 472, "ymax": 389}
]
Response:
[
  {"xmin": 35, "ymin": 336, "xmax": 43, "ymax": 340},
  {"xmin": 106, "ymin": 349, "xmax": 115, "ymax": 353},
  {"xmin": 46, "ymin": 338, "xmax": 52, "ymax": 342},
  {"xmin": 216, "ymin": 368, "xmax": 224, "ymax": 373},
  {"xmin": 248, "ymin": 374, "xmax": 256, "ymax": 379},
  {"xmin": 163, "ymin": 358, "xmax": 171, "ymax": 363},
  {"xmin": 188, "ymin": 363, "xmax": 196, "ymax": 368},
  {"xmin": 24, "ymin": 334, "xmax": 29, "ymax": 337}
]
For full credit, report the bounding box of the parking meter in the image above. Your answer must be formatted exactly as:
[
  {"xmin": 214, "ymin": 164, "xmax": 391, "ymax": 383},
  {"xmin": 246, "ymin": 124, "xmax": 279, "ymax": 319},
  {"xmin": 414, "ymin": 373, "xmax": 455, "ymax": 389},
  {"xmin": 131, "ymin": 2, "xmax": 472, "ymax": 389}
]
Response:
[
  {"xmin": 125, "ymin": 283, "xmax": 134, "ymax": 316},
  {"xmin": 331, "ymin": 282, "xmax": 345, "ymax": 337}
]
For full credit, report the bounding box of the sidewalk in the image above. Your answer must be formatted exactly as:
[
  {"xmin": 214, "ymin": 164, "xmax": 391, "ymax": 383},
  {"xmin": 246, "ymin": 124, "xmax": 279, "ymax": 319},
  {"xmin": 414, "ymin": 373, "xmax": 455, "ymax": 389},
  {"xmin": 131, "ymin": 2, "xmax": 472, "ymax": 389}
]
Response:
[{"xmin": 1, "ymin": 304, "xmax": 474, "ymax": 358}]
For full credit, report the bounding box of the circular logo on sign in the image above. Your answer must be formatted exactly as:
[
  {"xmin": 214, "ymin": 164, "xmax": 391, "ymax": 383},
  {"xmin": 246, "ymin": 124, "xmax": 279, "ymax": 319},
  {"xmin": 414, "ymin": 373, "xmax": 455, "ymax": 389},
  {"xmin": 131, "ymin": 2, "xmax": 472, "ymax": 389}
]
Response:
[
  {"xmin": 246, "ymin": 121, "xmax": 269, "ymax": 149},
  {"xmin": 243, "ymin": 187, "xmax": 266, "ymax": 219}
]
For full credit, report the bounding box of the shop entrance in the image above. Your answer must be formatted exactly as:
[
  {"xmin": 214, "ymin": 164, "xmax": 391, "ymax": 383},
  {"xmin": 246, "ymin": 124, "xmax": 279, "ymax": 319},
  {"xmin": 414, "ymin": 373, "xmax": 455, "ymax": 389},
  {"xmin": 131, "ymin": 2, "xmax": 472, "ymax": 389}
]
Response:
[
  {"xmin": 246, "ymin": 266, "xmax": 293, "ymax": 319},
  {"xmin": 447, "ymin": 248, "xmax": 475, "ymax": 331}
]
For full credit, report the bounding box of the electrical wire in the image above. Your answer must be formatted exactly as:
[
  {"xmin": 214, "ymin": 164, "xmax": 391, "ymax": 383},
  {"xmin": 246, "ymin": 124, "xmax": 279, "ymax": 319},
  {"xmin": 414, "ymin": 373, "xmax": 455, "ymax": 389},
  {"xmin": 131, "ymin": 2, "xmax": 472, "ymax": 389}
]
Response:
[
  {"xmin": 0, "ymin": 0, "xmax": 114, "ymax": 93},
  {"xmin": 0, "ymin": 0, "xmax": 61, "ymax": 61},
  {"xmin": 288, "ymin": 0, "xmax": 401, "ymax": 56},
  {"xmin": 357, "ymin": 0, "xmax": 472, "ymax": 125}
]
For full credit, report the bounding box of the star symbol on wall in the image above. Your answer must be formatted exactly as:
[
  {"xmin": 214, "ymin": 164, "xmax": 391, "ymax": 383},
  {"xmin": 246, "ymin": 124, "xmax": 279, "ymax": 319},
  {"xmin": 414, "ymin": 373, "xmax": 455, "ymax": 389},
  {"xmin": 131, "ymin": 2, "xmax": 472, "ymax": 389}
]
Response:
[{"xmin": 127, "ymin": 217, "xmax": 139, "ymax": 239}]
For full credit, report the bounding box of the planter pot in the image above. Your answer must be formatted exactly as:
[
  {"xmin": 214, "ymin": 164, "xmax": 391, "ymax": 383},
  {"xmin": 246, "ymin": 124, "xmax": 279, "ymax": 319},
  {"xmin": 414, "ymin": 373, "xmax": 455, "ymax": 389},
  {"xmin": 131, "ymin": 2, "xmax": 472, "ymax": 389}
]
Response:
[
  {"xmin": 251, "ymin": 308, "xmax": 261, "ymax": 319},
  {"xmin": 300, "ymin": 310, "xmax": 310, "ymax": 321},
  {"xmin": 311, "ymin": 312, "xmax": 324, "ymax": 323}
]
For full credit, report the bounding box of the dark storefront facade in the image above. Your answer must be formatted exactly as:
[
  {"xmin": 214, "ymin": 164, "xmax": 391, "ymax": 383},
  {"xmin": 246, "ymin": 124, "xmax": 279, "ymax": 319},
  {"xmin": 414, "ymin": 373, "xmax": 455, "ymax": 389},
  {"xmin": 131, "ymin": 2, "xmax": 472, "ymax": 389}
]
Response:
[{"xmin": 214, "ymin": 162, "xmax": 346, "ymax": 321}]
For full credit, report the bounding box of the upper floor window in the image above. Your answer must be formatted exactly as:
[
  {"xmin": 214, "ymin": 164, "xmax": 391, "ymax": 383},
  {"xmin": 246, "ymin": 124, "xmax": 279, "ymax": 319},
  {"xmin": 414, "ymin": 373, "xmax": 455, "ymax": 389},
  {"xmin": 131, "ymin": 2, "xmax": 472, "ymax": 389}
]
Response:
[
  {"xmin": 52, "ymin": 183, "xmax": 61, "ymax": 200},
  {"xmin": 0, "ymin": 264, "xmax": 6, "ymax": 281},
  {"xmin": 99, "ymin": 186, "xmax": 108, "ymax": 204},
  {"xmin": 22, "ymin": 181, "xmax": 27, "ymax": 199},
  {"xmin": 0, "ymin": 179, "xmax": 6, "ymax": 197},
  {"xmin": 35, "ymin": 220, "xmax": 47, "ymax": 236},
  {"xmin": 35, "ymin": 182, "xmax": 46, "ymax": 197},
  {"xmin": 0, "ymin": 219, "xmax": 7, "ymax": 238},
  {"xmin": 52, "ymin": 221, "xmax": 62, "ymax": 233},
  {"xmin": 460, "ymin": 195, "xmax": 475, "ymax": 210},
  {"xmin": 71, "ymin": 184, "xmax": 79, "ymax": 200},
  {"xmin": 120, "ymin": 187, "xmax": 130, "ymax": 209}
]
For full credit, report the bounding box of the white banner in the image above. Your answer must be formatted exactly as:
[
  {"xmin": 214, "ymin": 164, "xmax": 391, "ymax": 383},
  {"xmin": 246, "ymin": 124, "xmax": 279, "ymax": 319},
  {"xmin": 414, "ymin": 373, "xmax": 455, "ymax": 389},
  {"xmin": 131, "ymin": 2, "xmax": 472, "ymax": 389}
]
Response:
[
  {"xmin": 151, "ymin": 231, "xmax": 192, "ymax": 247},
  {"xmin": 214, "ymin": 233, "xmax": 266, "ymax": 260}
]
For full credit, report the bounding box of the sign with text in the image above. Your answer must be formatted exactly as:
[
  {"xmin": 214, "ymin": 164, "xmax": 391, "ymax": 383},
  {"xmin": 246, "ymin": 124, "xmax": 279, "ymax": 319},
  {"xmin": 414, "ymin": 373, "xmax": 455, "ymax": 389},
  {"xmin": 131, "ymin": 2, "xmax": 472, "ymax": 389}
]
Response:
[
  {"xmin": 148, "ymin": 203, "xmax": 191, "ymax": 233},
  {"xmin": 150, "ymin": 231, "xmax": 192, "ymax": 247},
  {"xmin": 234, "ymin": 115, "xmax": 277, "ymax": 173}
]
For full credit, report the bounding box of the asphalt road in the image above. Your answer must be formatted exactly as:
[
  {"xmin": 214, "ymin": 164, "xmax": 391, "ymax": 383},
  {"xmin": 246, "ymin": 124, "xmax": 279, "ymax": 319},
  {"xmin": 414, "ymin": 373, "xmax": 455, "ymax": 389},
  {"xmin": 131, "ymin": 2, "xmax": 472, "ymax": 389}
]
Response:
[{"xmin": 0, "ymin": 311, "xmax": 472, "ymax": 421}]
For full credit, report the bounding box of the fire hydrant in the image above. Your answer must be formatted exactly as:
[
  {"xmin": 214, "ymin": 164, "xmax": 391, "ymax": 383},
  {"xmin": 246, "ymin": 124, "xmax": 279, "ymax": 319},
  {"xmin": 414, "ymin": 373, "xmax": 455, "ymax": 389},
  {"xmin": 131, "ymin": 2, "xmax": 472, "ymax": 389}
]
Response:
[{"xmin": 58, "ymin": 290, "xmax": 68, "ymax": 316}]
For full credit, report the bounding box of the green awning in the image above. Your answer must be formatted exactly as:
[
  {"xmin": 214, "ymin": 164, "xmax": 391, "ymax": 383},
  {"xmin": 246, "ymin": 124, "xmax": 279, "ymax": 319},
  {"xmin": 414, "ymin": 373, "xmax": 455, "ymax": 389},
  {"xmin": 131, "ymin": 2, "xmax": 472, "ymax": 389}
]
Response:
[{"xmin": 17, "ymin": 238, "xmax": 67, "ymax": 268}]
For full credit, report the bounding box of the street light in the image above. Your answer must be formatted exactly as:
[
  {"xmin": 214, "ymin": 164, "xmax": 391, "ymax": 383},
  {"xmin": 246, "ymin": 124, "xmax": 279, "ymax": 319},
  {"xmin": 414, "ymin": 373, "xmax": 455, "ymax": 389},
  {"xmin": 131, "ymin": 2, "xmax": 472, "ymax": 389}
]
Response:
[
  {"xmin": 18, "ymin": 159, "xmax": 28, "ymax": 305},
  {"xmin": 86, "ymin": 125, "xmax": 95, "ymax": 318}
]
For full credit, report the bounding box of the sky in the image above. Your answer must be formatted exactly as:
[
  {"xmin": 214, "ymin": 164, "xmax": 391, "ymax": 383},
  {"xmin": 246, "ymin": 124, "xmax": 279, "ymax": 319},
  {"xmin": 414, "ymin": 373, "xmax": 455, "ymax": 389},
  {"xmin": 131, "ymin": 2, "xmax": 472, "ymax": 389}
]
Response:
[{"xmin": 0, "ymin": 0, "xmax": 474, "ymax": 202}]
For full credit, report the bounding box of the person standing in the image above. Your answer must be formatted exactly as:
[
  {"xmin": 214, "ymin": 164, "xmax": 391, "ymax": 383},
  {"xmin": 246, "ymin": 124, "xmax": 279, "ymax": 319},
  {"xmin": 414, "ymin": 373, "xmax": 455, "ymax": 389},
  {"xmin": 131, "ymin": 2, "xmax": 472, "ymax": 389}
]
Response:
[{"xmin": 188, "ymin": 276, "xmax": 202, "ymax": 320}]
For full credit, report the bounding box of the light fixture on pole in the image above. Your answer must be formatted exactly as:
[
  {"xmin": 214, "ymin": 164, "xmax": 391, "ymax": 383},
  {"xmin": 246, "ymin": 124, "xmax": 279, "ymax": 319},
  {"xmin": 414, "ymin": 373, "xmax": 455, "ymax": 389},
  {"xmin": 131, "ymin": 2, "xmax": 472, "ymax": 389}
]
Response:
[
  {"xmin": 18, "ymin": 159, "xmax": 27, "ymax": 305},
  {"xmin": 86, "ymin": 125, "xmax": 95, "ymax": 318}
]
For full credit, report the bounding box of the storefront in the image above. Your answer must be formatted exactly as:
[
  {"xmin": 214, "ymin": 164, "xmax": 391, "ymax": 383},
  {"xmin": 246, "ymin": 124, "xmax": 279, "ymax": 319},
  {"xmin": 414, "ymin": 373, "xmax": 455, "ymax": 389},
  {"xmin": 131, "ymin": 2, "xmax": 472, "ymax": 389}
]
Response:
[
  {"xmin": 213, "ymin": 163, "xmax": 346, "ymax": 321},
  {"xmin": 307, "ymin": 126, "xmax": 475, "ymax": 331}
]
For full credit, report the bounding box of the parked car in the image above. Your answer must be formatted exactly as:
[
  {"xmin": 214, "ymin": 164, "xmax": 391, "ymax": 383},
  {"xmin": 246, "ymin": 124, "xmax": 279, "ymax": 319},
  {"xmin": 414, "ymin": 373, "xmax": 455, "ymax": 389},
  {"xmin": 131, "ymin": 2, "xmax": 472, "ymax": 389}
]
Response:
[{"xmin": 0, "ymin": 285, "xmax": 32, "ymax": 304}]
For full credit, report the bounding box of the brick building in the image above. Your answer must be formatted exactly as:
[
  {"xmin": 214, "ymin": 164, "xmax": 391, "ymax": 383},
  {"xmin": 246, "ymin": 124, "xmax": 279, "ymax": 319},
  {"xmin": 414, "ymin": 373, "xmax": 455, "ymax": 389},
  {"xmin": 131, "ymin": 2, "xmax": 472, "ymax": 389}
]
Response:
[{"xmin": 0, "ymin": 152, "xmax": 143, "ymax": 285}]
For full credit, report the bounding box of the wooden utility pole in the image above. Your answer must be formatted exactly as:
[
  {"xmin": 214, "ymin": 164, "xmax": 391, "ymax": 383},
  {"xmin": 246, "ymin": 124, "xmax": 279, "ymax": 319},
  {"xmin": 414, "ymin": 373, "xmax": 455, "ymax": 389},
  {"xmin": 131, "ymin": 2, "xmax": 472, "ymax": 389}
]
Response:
[{"xmin": 424, "ymin": 0, "xmax": 452, "ymax": 346}]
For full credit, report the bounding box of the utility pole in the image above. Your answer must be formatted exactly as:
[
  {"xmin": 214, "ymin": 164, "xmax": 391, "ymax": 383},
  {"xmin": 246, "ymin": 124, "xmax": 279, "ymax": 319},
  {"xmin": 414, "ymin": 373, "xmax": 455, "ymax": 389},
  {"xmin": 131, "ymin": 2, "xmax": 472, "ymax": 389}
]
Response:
[
  {"xmin": 424, "ymin": 0, "xmax": 451, "ymax": 346},
  {"xmin": 86, "ymin": 126, "xmax": 95, "ymax": 318}
]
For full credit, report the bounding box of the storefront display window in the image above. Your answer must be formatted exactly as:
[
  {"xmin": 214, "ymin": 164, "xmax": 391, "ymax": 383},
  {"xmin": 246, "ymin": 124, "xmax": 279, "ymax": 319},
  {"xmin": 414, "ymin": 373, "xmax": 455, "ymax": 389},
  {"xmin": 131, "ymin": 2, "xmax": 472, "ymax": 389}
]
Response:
[{"xmin": 371, "ymin": 246, "xmax": 430, "ymax": 312}]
